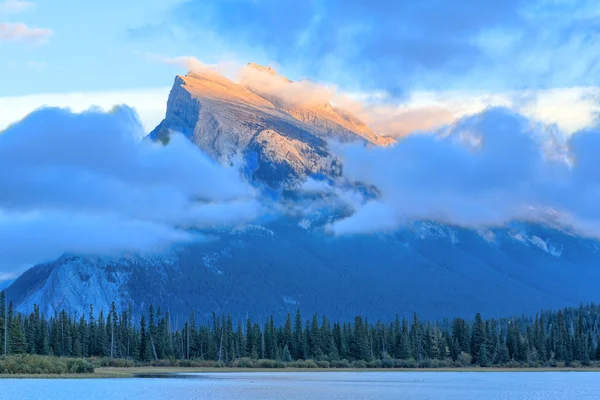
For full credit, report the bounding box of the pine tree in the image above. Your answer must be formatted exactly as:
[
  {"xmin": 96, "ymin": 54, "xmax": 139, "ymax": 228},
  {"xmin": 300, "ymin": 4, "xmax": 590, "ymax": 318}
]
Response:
[
  {"xmin": 351, "ymin": 316, "xmax": 370, "ymax": 361},
  {"xmin": 320, "ymin": 316, "xmax": 333, "ymax": 357},
  {"xmin": 309, "ymin": 314, "xmax": 321, "ymax": 358},
  {"xmin": 0, "ymin": 291, "xmax": 5, "ymax": 358},
  {"xmin": 495, "ymin": 330, "xmax": 509, "ymax": 365},
  {"xmin": 87, "ymin": 305, "xmax": 96, "ymax": 357},
  {"xmin": 471, "ymin": 313, "xmax": 487, "ymax": 364},
  {"xmin": 293, "ymin": 310, "xmax": 303, "ymax": 360},
  {"xmin": 236, "ymin": 320, "xmax": 245, "ymax": 358},
  {"xmin": 478, "ymin": 342, "xmax": 490, "ymax": 367},
  {"xmin": 423, "ymin": 323, "xmax": 434, "ymax": 359},
  {"xmin": 139, "ymin": 315, "xmax": 153, "ymax": 362},
  {"xmin": 8, "ymin": 303, "xmax": 26, "ymax": 354},
  {"xmin": 281, "ymin": 345, "xmax": 292, "ymax": 362},
  {"xmin": 410, "ymin": 313, "xmax": 423, "ymax": 361},
  {"xmin": 398, "ymin": 319, "xmax": 411, "ymax": 360}
]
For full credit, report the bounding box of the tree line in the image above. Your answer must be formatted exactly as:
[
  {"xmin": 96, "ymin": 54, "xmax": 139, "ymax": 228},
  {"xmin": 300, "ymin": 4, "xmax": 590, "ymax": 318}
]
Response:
[{"xmin": 2, "ymin": 290, "xmax": 600, "ymax": 368}]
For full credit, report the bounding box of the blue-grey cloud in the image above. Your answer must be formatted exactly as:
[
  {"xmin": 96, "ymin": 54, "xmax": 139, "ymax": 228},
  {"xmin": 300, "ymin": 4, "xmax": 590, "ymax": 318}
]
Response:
[
  {"xmin": 167, "ymin": 0, "xmax": 599, "ymax": 95},
  {"xmin": 0, "ymin": 106, "xmax": 260, "ymax": 275},
  {"xmin": 327, "ymin": 107, "xmax": 600, "ymax": 237}
]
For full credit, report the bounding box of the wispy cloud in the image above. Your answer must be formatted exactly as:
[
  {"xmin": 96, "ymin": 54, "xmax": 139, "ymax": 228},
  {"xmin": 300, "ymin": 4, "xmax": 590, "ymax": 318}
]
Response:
[
  {"xmin": 0, "ymin": 22, "xmax": 53, "ymax": 44},
  {"xmin": 0, "ymin": 272, "xmax": 16, "ymax": 281},
  {"xmin": 0, "ymin": 0, "xmax": 34, "ymax": 14}
]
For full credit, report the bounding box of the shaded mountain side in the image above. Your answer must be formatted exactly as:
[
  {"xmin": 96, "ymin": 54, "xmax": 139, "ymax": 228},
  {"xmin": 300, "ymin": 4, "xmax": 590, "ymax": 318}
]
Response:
[{"xmin": 7, "ymin": 220, "xmax": 600, "ymax": 324}]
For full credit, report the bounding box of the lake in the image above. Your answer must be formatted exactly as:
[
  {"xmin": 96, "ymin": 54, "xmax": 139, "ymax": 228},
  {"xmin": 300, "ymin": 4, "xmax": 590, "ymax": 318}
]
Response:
[{"xmin": 2, "ymin": 372, "xmax": 600, "ymax": 399}]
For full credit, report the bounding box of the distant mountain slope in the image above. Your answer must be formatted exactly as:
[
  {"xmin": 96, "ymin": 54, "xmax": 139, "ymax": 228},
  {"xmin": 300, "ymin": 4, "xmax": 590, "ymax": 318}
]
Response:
[
  {"xmin": 149, "ymin": 63, "xmax": 393, "ymax": 188},
  {"xmin": 7, "ymin": 218, "xmax": 600, "ymax": 323}
]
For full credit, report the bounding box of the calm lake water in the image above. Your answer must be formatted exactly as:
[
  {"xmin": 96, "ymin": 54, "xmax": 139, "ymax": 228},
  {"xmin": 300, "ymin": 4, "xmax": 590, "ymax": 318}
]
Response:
[{"xmin": 3, "ymin": 372, "xmax": 600, "ymax": 400}]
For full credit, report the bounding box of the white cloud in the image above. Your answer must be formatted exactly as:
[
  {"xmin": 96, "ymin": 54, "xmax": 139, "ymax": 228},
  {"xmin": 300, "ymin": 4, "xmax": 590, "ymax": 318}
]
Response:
[
  {"xmin": 0, "ymin": 87, "xmax": 171, "ymax": 134},
  {"xmin": 0, "ymin": 22, "xmax": 52, "ymax": 44},
  {"xmin": 326, "ymin": 107, "xmax": 600, "ymax": 238},
  {"xmin": 0, "ymin": 272, "xmax": 16, "ymax": 281},
  {"xmin": 0, "ymin": 106, "xmax": 260, "ymax": 275},
  {"xmin": 0, "ymin": 0, "xmax": 34, "ymax": 14}
]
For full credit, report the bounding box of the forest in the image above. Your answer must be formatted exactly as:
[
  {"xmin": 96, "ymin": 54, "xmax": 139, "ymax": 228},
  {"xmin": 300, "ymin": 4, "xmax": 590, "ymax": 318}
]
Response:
[{"xmin": 1, "ymin": 290, "xmax": 600, "ymax": 370}]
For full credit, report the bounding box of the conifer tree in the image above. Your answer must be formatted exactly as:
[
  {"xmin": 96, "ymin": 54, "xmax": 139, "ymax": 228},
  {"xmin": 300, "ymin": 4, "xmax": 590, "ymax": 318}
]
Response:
[
  {"xmin": 293, "ymin": 310, "xmax": 303, "ymax": 360},
  {"xmin": 8, "ymin": 303, "xmax": 26, "ymax": 354},
  {"xmin": 0, "ymin": 291, "xmax": 5, "ymax": 358},
  {"xmin": 471, "ymin": 313, "xmax": 487, "ymax": 364},
  {"xmin": 309, "ymin": 314, "xmax": 321, "ymax": 358}
]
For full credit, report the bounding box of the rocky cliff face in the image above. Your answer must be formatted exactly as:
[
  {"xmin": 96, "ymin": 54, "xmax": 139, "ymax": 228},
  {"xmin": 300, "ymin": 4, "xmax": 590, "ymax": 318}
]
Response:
[{"xmin": 149, "ymin": 63, "xmax": 393, "ymax": 188}]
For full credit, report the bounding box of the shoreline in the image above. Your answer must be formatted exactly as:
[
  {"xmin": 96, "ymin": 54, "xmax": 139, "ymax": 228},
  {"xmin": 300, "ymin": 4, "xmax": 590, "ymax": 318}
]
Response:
[{"xmin": 3, "ymin": 366, "xmax": 600, "ymax": 379}]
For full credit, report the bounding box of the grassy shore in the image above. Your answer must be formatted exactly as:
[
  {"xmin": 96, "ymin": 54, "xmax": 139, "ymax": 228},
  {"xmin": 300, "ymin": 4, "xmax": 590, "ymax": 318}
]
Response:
[
  {"xmin": 3, "ymin": 354, "xmax": 600, "ymax": 379},
  {"xmin": 4, "ymin": 366, "xmax": 600, "ymax": 379},
  {"xmin": 98, "ymin": 366, "xmax": 600, "ymax": 378}
]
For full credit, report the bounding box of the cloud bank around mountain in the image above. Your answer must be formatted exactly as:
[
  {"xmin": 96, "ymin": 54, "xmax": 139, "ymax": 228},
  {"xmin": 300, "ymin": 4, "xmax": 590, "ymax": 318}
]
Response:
[
  {"xmin": 326, "ymin": 107, "xmax": 600, "ymax": 238},
  {"xmin": 0, "ymin": 106, "xmax": 259, "ymax": 275}
]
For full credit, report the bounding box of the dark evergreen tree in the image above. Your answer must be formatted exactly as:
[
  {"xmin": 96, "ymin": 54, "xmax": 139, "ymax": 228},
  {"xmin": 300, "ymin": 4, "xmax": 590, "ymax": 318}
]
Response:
[
  {"xmin": 471, "ymin": 313, "xmax": 487, "ymax": 364},
  {"xmin": 0, "ymin": 291, "xmax": 6, "ymax": 358},
  {"xmin": 293, "ymin": 310, "xmax": 303, "ymax": 360}
]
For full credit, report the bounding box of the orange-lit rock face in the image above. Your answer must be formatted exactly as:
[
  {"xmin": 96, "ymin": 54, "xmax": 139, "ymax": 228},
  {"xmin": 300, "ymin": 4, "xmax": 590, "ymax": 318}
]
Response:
[{"xmin": 150, "ymin": 63, "xmax": 395, "ymax": 188}]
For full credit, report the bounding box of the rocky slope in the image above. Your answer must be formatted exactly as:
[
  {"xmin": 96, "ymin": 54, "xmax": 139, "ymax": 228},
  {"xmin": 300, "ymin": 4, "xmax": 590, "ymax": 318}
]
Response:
[
  {"xmin": 7, "ymin": 217, "xmax": 600, "ymax": 323},
  {"xmin": 149, "ymin": 63, "xmax": 393, "ymax": 188}
]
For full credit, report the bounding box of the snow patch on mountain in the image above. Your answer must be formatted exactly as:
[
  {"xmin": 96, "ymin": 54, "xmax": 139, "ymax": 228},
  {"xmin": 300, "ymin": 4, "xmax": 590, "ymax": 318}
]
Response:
[
  {"xmin": 417, "ymin": 222, "xmax": 460, "ymax": 244},
  {"xmin": 298, "ymin": 218, "xmax": 311, "ymax": 230},
  {"xmin": 202, "ymin": 254, "xmax": 225, "ymax": 275},
  {"xmin": 283, "ymin": 296, "xmax": 299, "ymax": 305},
  {"xmin": 230, "ymin": 224, "xmax": 275, "ymax": 238},
  {"xmin": 477, "ymin": 229, "xmax": 497, "ymax": 244},
  {"xmin": 509, "ymin": 232, "xmax": 563, "ymax": 257}
]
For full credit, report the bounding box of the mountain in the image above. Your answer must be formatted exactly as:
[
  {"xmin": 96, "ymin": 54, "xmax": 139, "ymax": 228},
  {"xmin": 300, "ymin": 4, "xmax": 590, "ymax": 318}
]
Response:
[
  {"xmin": 149, "ymin": 63, "xmax": 393, "ymax": 188},
  {"xmin": 7, "ymin": 218, "xmax": 600, "ymax": 322},
  {"xmin": 7, "ymin": 64, "xmax": 600, "ymax": 323}
]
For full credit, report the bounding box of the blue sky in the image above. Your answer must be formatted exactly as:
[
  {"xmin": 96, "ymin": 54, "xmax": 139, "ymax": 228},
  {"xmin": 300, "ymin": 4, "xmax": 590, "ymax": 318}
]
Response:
[{"xmin": 0, "ymin": 0, "xmax": 189, "ymax": 95}]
